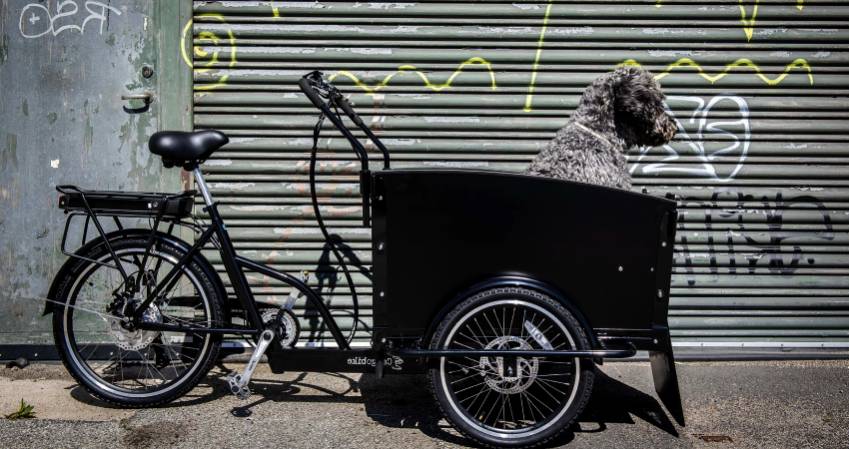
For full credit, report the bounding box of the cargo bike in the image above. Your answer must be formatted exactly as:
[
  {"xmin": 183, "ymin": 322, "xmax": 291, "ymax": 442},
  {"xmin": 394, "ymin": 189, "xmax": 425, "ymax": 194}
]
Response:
[{"xmin": 45, "ymin": 72, "xmax": 684, "ymax": 447}]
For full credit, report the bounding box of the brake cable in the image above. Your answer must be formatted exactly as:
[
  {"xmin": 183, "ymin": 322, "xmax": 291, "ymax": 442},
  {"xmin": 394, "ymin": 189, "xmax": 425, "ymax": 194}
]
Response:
[{"xmin": 309, "ymin": 110, "xmax": 360, "ymax": 346}]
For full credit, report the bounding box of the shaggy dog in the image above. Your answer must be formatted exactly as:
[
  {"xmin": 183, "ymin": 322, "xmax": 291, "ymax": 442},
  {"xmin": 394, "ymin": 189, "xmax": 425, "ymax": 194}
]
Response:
[{"xmin": 525, "ymin": 66, "xmax": 677, "ymax": 190}]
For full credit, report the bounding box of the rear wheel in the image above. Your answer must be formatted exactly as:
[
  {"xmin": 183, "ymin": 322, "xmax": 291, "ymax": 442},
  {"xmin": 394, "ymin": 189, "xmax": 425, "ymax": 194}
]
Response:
[
  {"xmin": 51, "ymin": 234, "xmax": 224, "ymax": 407},
  {"xmin": 429, "ymin": 287, "xmax": 594, "ymax": 448}
]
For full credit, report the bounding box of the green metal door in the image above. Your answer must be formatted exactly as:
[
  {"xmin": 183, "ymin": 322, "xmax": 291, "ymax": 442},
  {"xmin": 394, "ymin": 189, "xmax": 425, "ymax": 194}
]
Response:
[
  {"xmin": 189, "ymin": 1, "xmax": 849, "ymax": 351},
  {"xmin": 0, "ymin": 0, "xmax": 190, "ymax": 353}
]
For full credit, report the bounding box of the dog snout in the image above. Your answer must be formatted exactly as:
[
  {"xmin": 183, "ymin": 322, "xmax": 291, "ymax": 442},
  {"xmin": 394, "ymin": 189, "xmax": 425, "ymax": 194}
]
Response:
[
  {"xmin": 649, "ymin": 112, "xmax": 677, "ymax": 146},
  {"xmin": 656, "ymin": 112, "xmax": 677, "ymax": 141}
]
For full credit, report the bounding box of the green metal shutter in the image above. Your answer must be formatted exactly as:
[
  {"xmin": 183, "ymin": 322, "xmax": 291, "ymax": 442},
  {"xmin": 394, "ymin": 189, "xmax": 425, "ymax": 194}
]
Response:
[{"xmin": 190, "ymin": 1, "xmax": 849, "ymax": 350}]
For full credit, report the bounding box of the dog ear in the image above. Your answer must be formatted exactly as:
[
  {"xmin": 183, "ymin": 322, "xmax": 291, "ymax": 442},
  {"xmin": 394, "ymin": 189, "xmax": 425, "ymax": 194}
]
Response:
[
  {"xmin": 573, "ymin": 72, "xmax": 619, "ymax": 135},
  {"xmin": 611, "ymin": 66, "xmax": 654, "ymax": 117}
]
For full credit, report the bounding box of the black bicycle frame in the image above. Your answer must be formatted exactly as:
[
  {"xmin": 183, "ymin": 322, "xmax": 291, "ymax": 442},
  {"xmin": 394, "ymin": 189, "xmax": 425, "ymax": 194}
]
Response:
[{"xmin": 130, "ymin": 179, "xmax": 350, "ymax": 350}]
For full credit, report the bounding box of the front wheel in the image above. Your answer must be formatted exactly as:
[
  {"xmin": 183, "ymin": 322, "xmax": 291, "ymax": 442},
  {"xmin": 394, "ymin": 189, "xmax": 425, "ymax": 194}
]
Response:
[
  {"xmin": 51, "ymin": 233, "xmax": 224, "ymax": 407},
  {"xmin": 429, "ymin": 287, "xmax": 595, "ymax": 448}
]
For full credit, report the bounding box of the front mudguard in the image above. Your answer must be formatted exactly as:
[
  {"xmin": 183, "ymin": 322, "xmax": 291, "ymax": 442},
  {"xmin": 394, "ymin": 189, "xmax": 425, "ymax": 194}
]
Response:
[{"xmin": 649, "ymin": 327, "xmax": 685, "ymax": 426}]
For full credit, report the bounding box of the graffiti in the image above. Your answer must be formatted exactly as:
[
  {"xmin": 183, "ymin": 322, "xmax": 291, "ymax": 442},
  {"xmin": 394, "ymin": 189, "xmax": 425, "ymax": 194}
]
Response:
[
  {"xmin": 329, "ymin": 57, "xmax": 497, "ymax": 95},
  {"xmin": 180, "ymin": 2, "xmax": 815, "ymax": 101},
  {"xmin": 676, "ymin": 191, "xmax": 834, "ymax": 279},
  {"xmin": 181, "ymin": 14, "xmax": 237, "ymax": 91},
  {"xmin": 621, "ymin": 57, "xmax": 814, "ymax": 86},
  {"xmin": 19, "ymin": 1, "xmax": 121, "ymax": 39},
  {"xmin": 655, "ymin": 0, "xmax": 806, "ymax": 41},
  {"xmin": 524, "ymin": 0, "xmax": 554, "ymax": 112},
  {"xmin": 523, "ymin": 1, "xmax": 813, "ymax": 111},
  {"xmin": 630, "ymin": 95, "xmax": 750, "ymax": 182}
]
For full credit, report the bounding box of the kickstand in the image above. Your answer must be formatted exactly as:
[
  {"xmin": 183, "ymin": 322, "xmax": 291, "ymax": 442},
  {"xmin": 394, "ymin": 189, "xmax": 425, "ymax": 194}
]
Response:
[{"xmin": 228, "ymin": 329, "xmax": 274, "ymax": 400}]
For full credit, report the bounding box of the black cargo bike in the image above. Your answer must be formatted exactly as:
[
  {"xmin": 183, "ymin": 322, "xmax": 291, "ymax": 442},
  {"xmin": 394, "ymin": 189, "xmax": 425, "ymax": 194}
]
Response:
[{"xmin": 46, "ymin": 72, "xmax": 683, "ymax": 448}]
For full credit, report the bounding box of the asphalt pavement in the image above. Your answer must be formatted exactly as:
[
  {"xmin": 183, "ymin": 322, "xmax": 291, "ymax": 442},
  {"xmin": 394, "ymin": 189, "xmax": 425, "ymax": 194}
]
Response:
[{"xmin": 0, "ymin": 360, "xmax": 846, "ymax": 448}]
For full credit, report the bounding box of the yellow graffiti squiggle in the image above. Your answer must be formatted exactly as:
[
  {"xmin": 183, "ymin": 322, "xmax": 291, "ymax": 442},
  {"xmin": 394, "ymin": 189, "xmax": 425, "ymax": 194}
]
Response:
[
  {"xmin": 524, "ymin": 0, "xmax": 554, "ymax": 112},
  {"xmin": 181, "ymin": 14, "xmax": 237, "ymax": 91},
  {"xmin": 620, "ymin": 57, "xmax": 814, "ymax": 86},
  {"xmin": 656, "ymin": 0, "xmax": 806, "ymax": 41},
  {"xmin": 329, "ymin": 57, "xmax": 497, "ymax": 94}
]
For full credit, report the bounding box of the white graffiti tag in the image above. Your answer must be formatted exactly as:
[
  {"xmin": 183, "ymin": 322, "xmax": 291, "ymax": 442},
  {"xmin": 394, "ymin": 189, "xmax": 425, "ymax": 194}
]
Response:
[
  {"xmin": 19, "ymin": 1, "xmax": 121, "ymax": 39},
  {"xmin": 629, "ymin": 95, "xmax": 750, "ymax": 182}
]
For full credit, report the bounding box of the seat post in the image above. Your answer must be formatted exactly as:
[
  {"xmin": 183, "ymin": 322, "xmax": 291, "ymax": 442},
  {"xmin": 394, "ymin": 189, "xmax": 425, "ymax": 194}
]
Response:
[{"xmin": 193, "ymin": 167, "xmax": 215, "ymax": 207}]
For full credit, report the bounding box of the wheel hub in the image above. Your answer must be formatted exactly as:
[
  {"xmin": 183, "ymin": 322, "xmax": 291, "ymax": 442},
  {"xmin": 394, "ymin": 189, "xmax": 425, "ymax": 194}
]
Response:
[
  {"xmin": 109, "ymin": 303, "xmax": 162, "ymax": 351},
  {"xmin": 479, "ymin": 336, "xmax": 539, "ymax": 394}
]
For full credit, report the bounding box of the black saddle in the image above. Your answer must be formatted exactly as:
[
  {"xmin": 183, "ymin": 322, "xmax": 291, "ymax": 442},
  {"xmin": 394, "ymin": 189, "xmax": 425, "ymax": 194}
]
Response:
[{"xmin": 149, "ymin": 130, "xmax": 228, "ymax": 170}]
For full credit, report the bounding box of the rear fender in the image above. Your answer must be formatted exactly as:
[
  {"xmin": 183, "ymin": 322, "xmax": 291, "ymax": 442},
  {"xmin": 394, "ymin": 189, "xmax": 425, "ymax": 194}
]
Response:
[
  {"xmin": 423, "ymin": 275, "xmax": 600, "ymax": 349},
  {"xmin": 43, "ymin": 229, "xmax": 226, "ymax": 317}
]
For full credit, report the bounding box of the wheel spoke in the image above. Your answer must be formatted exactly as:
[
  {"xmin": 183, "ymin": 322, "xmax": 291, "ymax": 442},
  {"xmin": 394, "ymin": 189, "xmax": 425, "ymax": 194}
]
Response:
[
  {"xmin": 506, "ymin": 388, "xmax": 516, "ymax": 428},
  {"xmin": 482, "ymin": 389, "xmax": 503, "ymax": 426},
  {"xmin": 520, "ymin": 389, "xmax": 545, "ymax": 422},
  {"xmin": 454, "ymin": 379, "xmax": 489, "ymax": 395},
  {"xmin": 457, "ymin": 330, "xmax": 485, "ymax": 349},
  {"xmin": 534, "ymin": 376, "xmax": 566, "ymax": 400},
  {"xmin": 459, "ymin": 382, "xmax": 491, "ymax": 407},
  {"xmin": 471, "ymin": 387, "xmax": 493, "ymax": 420},
  {"xmin": 481, "ymin": 311, "xmax": 500, "ymax": 342}
]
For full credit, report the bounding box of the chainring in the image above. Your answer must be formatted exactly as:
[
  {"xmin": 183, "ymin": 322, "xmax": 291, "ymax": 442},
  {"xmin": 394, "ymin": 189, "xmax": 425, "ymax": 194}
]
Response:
[{"xmin": 261, "ymin": 308, "xmax": 300, "ymax": 349}]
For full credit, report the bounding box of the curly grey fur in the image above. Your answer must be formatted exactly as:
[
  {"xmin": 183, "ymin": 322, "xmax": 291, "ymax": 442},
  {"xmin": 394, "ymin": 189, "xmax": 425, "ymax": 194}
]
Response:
[{"xmin": 526, "ymin": 66, "xmax": 677, "ymax": 190}]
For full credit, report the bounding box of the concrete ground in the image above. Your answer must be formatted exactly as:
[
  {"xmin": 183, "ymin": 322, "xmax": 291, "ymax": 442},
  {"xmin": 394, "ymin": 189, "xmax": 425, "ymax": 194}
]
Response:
[{"xmin": 0, "ymin": 360, "xmax": 846, "ymax": 448}]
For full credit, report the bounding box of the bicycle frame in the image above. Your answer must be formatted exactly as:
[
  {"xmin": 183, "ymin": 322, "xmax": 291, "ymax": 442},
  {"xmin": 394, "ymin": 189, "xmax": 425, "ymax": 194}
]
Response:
[{"xmin": 130, "ymin": 167, "xmax": 350, "ymax": 349}]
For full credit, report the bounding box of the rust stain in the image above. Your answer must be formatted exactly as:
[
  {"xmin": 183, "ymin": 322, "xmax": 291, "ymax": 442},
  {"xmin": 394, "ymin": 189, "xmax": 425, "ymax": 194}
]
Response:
[
  {"xmin": 0, "ymin": 32, "xmax": 7, "ymax": 64},
  {"xmin": 694, "ymin": 434, "xmax": 734, "ymax": 443},
  {"xmin": 1, "ymin": 133, "xmax": 18, "ymax": 171}
]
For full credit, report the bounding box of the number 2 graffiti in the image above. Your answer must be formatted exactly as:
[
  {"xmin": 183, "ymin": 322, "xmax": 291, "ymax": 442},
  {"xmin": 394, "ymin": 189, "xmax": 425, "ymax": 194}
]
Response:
[
  {"xmin": 19, "ymin": 1, "xmax": 121, "ymax": 39},
  {"xmin": 629, "ymin": 95, "xmax": 751, "ymax": 182}
]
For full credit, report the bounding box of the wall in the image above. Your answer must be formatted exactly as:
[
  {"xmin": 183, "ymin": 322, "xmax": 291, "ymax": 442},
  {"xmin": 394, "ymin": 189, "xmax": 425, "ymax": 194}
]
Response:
[{"xmin": 0, "ymin": 0, "xmax": 190, "ymax": 354}]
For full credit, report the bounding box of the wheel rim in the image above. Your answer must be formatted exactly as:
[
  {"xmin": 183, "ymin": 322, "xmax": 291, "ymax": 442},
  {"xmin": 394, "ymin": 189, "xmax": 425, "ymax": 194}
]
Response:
[
  {"xmin": 62, "ymin": 247, "xmax": 213, "ymax": 398},
  {"xmin": 439, "ymin": 299, "xmax": 580, "ymax": 440}
]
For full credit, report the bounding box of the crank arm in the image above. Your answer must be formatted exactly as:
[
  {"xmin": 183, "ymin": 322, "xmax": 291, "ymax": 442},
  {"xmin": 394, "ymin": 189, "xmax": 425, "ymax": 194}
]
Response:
[{"xmin": 228, "ymin": 329, "xmax": 274, "ymax": 400}]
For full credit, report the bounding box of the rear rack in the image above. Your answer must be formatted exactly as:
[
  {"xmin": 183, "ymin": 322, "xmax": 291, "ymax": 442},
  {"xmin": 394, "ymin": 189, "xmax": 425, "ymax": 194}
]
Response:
[
  {"xmin": 57, "ymin": 185, "xmax": 194, "ymax": 219},
  {"xmin": 55, "ymin": 185, "xmax": 198, "ymax": 274}
]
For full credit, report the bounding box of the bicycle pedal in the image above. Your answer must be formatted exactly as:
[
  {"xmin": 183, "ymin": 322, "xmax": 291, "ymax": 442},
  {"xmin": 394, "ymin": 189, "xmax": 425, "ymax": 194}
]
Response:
[
  {"xmin": 235, "ymin": 386, "xmax": 251, "ymax": 400},
  {"xmin": 227, "ymin": 373, "xmax": 251, "ymax": 400}
]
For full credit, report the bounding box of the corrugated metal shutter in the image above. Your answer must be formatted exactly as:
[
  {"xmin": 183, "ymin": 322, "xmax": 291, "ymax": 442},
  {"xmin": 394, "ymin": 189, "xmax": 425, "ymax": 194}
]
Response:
[{"xmin": 190, "ymin": 1, "xmax": 849, "ymax": 350}]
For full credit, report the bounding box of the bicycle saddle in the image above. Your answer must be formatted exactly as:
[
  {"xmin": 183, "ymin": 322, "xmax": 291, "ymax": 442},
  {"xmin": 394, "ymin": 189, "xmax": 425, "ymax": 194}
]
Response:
[{"xmin": 148, "ymin": 130, "xmax": 228, "ymax": 169}]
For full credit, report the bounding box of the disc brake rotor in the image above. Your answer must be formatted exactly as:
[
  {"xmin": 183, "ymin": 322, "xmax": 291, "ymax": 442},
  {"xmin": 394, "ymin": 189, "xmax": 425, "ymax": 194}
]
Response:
[
  {"xmin": 479, "ymin": 336, "xmax": 539, "ymax": 394},
  {"xmin": 109, "ymin": 303, "xmax": 162, "ymax": 351}
]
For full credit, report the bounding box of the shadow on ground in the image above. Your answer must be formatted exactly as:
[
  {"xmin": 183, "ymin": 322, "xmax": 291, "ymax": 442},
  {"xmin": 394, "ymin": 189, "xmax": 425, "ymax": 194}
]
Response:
[
  {"xmin": 68, "ymin": 365, "xmax": 677, "ymax": 447},
  {"xmin": 357, "ymin": 369, "xmax": 678, "ymax": 447}
]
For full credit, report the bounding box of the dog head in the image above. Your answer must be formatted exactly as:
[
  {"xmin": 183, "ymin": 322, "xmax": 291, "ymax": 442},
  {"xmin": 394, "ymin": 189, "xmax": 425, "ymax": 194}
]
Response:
[
  {"xmin": 576, "ymin": 66, "xmax": 677, "ymax": 149},
  {"xmin": 612, "ymin": 66, "xmax": 677, "ymax": 147}
]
